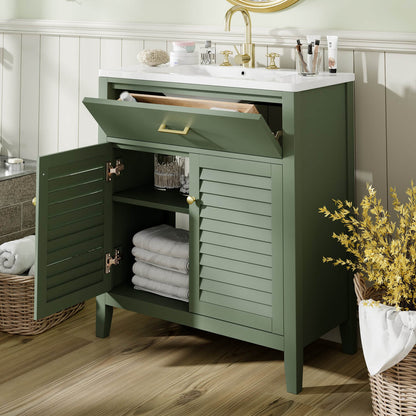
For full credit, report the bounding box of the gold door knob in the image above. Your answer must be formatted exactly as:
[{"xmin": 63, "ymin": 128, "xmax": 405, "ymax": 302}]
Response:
[
  {"xmin": 186, "ymin": 196, "xmax": 196, "ymax": 205},
  {"xmin": 32, "ymin": 197, "xmax": 36, "ymax": 206}
]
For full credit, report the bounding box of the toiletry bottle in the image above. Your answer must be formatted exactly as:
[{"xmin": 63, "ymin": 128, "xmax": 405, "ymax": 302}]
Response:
[
  {"xmin": 327, "ymin": 36, "xmax": 338, "ymax": 73},
  {"xmin": 200, "ymin": 40, "xmax": 216, "ymax": 65}
]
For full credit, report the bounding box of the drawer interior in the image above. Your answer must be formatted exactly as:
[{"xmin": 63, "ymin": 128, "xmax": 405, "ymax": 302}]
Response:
[{"xmin": 130, "ymin": 93, "xmax": 259, "ymax": 114}]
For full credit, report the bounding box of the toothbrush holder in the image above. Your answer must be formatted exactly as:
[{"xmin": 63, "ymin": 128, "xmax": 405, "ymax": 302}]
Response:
[{"xmin": 296, "ymin": 48, "xmax": 322, "ymax": 76}]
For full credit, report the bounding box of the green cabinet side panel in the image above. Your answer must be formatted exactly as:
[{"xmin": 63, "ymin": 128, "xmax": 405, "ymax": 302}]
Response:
[
  {"xmin": 292, "ymin": 85, "xmax": 352, "ymax": 346},
  {"xmin": 35, "ymin": 143, "xmax": 113, "ymax": 319},
  {"xmin": 83, "ymin": 97, "xmax": 282, "ymax": 159}
]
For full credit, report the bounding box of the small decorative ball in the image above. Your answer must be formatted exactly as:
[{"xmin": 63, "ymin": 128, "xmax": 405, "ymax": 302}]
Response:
[{"xmin": 137, "ymin": 49, "xmax": 169, "ymax": 66}]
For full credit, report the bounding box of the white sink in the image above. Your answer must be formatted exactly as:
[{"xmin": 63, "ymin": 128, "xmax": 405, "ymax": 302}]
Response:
[
  {"xmin": 167, "ymin": 65, "xmax": 295, "ymax": 82},
  {"xmin": 100, "ymin": 64, "xmax": 355, "ymax": 92}
]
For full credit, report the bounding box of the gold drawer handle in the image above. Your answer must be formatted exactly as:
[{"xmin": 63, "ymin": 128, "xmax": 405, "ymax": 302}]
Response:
[
  {"xmin": 158, "ymin": 123, "xmax": 190, "ymax": 135},
  {"xmin": 186, "ymin": 196, "xmax": 196, "ymax": 205},
  {"xmin": 32, "ymin": 197, "xmax": 36, "ymax": 206}
]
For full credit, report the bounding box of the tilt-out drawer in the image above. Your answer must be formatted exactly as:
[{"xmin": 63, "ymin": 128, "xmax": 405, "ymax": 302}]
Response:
[{"xmin": 83, "ymin": 94, "xmax": 282, "ymax": 158}]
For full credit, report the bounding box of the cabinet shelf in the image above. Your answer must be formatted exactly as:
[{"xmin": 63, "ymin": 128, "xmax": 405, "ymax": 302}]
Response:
[
  {"xmin": 111, "ymin": 283, "xmax": 189, "ymax": 312},
  {"xmin": 113, "ymin": 185, "xmax": 189, "ymax": 213}
]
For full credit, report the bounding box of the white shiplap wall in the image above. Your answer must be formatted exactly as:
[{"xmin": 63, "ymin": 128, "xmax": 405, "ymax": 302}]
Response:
[{"xmin": 1, "ymin": 20, "xmax": 416, "ymax": 209}]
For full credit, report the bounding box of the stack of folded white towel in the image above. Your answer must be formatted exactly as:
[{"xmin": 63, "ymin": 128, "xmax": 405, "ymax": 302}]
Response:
[
  {"xmin": 131, "ymin": 224, "xmax": 189, "ymax": 302},
  {"xmin": 0, "ymin": 235, "xmax": 36, "ymax": 275}
]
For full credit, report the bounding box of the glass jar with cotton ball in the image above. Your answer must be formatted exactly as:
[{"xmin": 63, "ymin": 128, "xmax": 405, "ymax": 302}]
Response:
[{"xmin": 154, "ymin": 154, "xmax": 185, "ymax": 191}]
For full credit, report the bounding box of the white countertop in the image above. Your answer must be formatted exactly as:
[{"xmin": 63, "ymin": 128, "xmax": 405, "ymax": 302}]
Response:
[{"xmin": 99, "ymin": 64, "xmax": 354, "ymax": 93}]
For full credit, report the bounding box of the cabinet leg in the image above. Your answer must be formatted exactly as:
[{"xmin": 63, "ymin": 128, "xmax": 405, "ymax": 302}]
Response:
[
  {"xmin": 340, "ymin": 280, "xmax": 358, "ymax": 354},
  {"xmin": 96, "ymin": 294, "xmax": 113, "ymax": 338},
  {"xmin": 284, "ymin": 346, "xmax": 304, "ymax": 394},
  {"xmin": 340, "ymin": 316, "xmax": 358, "ymax": 355}
]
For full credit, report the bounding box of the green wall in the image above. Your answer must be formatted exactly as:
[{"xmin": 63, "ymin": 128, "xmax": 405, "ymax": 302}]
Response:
[
  {"xmin": 0, "ymin": 0, "xmax": 18, "ymax": 19},
  {"xmin": 11, "ymin": 0, "xmax": 416, "ymax": 33}
]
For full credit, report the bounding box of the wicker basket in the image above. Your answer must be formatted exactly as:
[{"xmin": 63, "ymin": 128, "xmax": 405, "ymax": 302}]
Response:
[
  {"xmin": 354, "ymin": 274, "xmax": 416, "ymax": 416},
  {"xmin": 0, "ymin": 273, "xmax": 84, "ymax": 336}
]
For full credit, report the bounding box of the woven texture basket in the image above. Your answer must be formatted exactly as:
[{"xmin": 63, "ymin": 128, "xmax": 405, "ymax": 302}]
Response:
[
  {"xmin": 0, "ymin": 273, "xmax": 84, "ymax": 336},
  {"xmin": 354, "ymin": 274, "xmax": 416, "ymax": 416}
]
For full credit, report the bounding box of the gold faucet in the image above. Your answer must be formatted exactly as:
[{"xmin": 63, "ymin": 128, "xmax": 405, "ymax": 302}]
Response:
[{"xmin": 224, "ymin": 5, "xmax": 255, "ymax": 68}]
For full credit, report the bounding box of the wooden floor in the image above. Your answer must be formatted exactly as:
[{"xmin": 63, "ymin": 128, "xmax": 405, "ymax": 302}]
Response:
[{"xmin": 0, "ymin": 299, "xmax": 372, "ymax": 416}]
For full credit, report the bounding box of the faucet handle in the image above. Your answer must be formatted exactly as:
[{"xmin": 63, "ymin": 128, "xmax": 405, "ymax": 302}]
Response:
[
  {"xmin": 235, "ymin": 53, "xmax": 251, "ymax": 66},
  {"xmin": 220, "ymin": 50, "xmax": 233, "ymax": 66},
  {"xmin": 231, "ymin": 44, "xmax": 251, "ymax": 66},
  {"xmin": 241, "ymin": 53, "xmax": 251, "ymax": 64},
  {"xmin": 266, "ymin": 52, "xmax": 280, "ymax": 70}
]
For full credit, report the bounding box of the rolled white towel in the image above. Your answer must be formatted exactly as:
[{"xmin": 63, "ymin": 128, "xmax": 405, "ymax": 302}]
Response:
[
  {"xmin": 132, "ymin": 275, "xmax": 189, "ymax": 302},
  {"xmin": 132, "ymin": 246, "xmax": 189, "ymax": 273},
  {"xmin": 132, "ymin": 224, "xmax": 188, "ymax": 259},
  {"xmin": 0, "ymin": 235, "xmax": 36, "ymax": 275},
  {"xmin": 132, "ymin": 261, "xmax": 188, "ymax": 288}
]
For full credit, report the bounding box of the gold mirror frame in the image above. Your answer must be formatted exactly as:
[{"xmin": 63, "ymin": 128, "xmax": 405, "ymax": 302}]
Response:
[{"xmin": 227, "ymin": 0, "xmax": 299, "ymax": 12}]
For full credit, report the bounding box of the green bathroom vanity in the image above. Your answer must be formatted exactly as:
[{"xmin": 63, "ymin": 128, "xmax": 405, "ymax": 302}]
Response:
[{"xmin": 34, "ymin": 66, "xmax": 355, "ymax": 394}]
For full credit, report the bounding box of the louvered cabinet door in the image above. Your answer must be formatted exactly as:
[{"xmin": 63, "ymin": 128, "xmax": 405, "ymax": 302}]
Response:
[
  {"xmin": 35, "ymin": 143, "xmax": 114, "ymax": 319},
  {"xmin": 189, "ymin": 154, "xmax": 283, "ymax": 334}
]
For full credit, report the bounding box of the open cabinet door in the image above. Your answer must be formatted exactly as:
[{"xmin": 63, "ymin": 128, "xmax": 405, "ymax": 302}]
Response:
[{"xmin": 35, "ymin": 143, "xmax": 114, "ymax": 319}]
